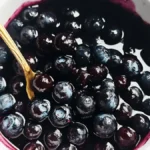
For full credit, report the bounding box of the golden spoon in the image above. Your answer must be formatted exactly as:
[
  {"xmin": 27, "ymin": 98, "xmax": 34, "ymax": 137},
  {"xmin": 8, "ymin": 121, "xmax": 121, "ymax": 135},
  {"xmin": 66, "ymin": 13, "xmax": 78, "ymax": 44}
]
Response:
[{"xmin": 0, "ymin": 24, "xmax": 35, "ymax": 100}]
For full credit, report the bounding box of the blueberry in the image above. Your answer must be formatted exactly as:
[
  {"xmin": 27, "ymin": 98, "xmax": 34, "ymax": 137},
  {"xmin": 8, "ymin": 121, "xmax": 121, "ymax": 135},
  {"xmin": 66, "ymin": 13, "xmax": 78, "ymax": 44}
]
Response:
[
  {"xmin": 44, "ymin": 62, "xmax": 53, "ymax": 74},
  {"xmin": 58, "ymin": 143, "xmax": 78, "ymax": 150},
  {"xmin": 138, "ymin": 71, "xmax": 150, "ymax": 95},
  {"xmin": 114, "ymin": 103, "xmax": 132, "ymax": 125},
  {"xmin": 52, "ymin": 82, "xmax": 74, "ymax": 104},
  {"xmin": 93, "ymin": 114, "xmax": 117, "ymax": 138},
  {"xmin": 24, "ymin": 122, "xmax": 42, "ymax": 140},
  {"xmin": 54, "ymin": 55, "xmax": 75, "ymax": 75},
  {"xmin": 0, "ymin": 76, "xmax": 6, "ymax": 93},
  {"xmin": 20, "ymin": 26, "xmax": 38, "ymax": 45},
  {"xmin": 0, "ymin": 45, "xmax": 9, "ymax": 64},
  {"xmin": 37, "ymin": 12, "xmax": 57, "ymax": 30},
  {"xmin": 65, "ymin": 21, "xmax": 82, "ymax": 32},
  {"xmin": 115, "ymin": 127, "xmax": 138, "ymax": 150},
  {"xmin": 114, "ymin": 75, "xmax": 130, "ymax": 90},
  {"xmin": 100, "ymin": 78, "xmax": 115, "ymax": 91},
  {"xmin": 29, "ymin": 99, "xmax": 51, "ymax": 122},
  {"xmin": 54, "ymin": 33, "xmax": 76, "ymax": 54},
  {"xmin": 142, "ymin": 99, "xmax": 150, "ymax": 115},
  {"xmin": 44, "ymin": 129, "xmax": 62, "ymax": 149},
  {"xmin": 63, "ymin": 8, "xmax": 80, "ymax": 19},
  {"xmin": 14, "ymin": 101, "xmax": 25, "ymax": 113},
  {"xmin": 0, "ymin": 94, "xmax": 16, "ymax": 114},
  {"xmin": 67, "ymin": 122, "xmax": 89, "ymax": 146},
  {"xmin": 122, "ymin": 55, "xmax": 143, "ymax": 78},
  {"xmin": 36, "ymin": 34, "xmax": 55, "ymax": 55},
  {"xmin": 96, "ymin": 89, "xmax": 119, "ymax": 113},
  {"xmin": 107, "ymin": 49, "xmax": 123, "ymax": 70},
  {"xmin": 84, "ymin": 16, "xmax": 105, "ymax": 34},
  {"xmin": 102, "ymin": 24, "xmax": 123, "ymax": 45},
  {"xmin": 76, "ymin": 71, "xmax": 90, "ymax": 88},
  {"xmin": 130, "ymin": 114, "xmax": 150, "ymax": 135},
  {"xmin": 9, "ymin": 75, "xmax": 26, "ymax": 96},
  {"xmin": 49, "ymin": 105, "xmax": 72, "ymax": 128},
  {"xmin": 21, "ymin": 7, "xmax": 39, "ymax": 23},
  {"xmin": 75, "ymin": 45, "xmax": 91, "ymax": 67},
  {"xmin": 32, "ymin": 73, "xmax": 54, "ymax": 93},
  {"xmin": 93, "ymin": 45, "xmax": 110, "ymax": 64},
  {"xmin": 23, "ymin": 141, "xmax": 45, "ymax": 150},
  {"xmin": 0, "ymin": 113, "xmax": 25, "ymax": 139},
  {"xmin": 7, "ymin": 19, "xmax": 24, "ymax": 39},
  {"xmin": 88, "ymin": 65, "xmax": 108, "ymax": 85},
  {"xmin": 94, "ymin": 141, "xmax": 115, "ymax": 150},
  {"xmin": 120, "ymin": 86, "xmax": 143, "ymax": 109},
  {"xmin": 75, "ymin": 94, "xmax": 96, "ymax": 118}
]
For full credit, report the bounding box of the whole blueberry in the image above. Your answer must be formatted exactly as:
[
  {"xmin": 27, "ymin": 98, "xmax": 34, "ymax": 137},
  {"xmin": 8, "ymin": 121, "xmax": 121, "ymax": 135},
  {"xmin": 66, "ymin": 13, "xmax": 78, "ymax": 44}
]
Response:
[
  {"xmin": 107, "ymin": 49, "xmax": 122, "ymax": 70},
  {"xmin": 44, "ymin": 62, "xmax": 53, "ymax": 74},
  {"xmin": 0, "ymin": 94, "xmax": 16, "ymax": 114},
  {"xmin": 100, "ymin": 78, "xmax": 115, "ymax": 91},
  {"xmin": 93, "ymin": 45, "xmax": 110, "ymax": 64},
  {"xmin": 76, "ymin": 71, "xmax": 90, "ymax": 88},
  {"xmin": 23, "ymin": 141, "xmax": 45, "ymax": 150},
  {"xmin": 142, "ymin": 99, "xmax": 150, "ymax": 115},
  {"xmin": 58, "ymin": 143, "xmax": 78, "ymax": 150},
  {"xmin": 63, "ymin": 8, "xmax": 80, "ymax": 19},
  {"xmin": 37, "ymin": 12, "xmax": 57, "ymax": 30},
  {"xmin": 36, "ymin": 34, "xmax": 55, "ymax": 55},
  {"xmin": 7, "ymin": 19, "xmax": 24, "ymax": 39},
  {"xmin": 138, "ymin": 71, "xmax": 150, "ymax": 95},
  {"xmin": 32, "ymin": 74, "xmax": 54, "ymax": 93},
  {"xmin": 67, "ymin": 122, "xmax": 89, "ymax": 146},
  {"xmin": 0, "ymin": 113, "xmax": 25, "ymax": 139},
  {"xmin": 21, "ymin": 7, "xmax": 39, "ymax": 23},
  {"xmin": 65, "ymin": 21, "xmax": 82, "ymax": 32},
  {"xmin": 114, "ymin": 103, "xmax": 132, "ymax": 125},
  {"xmin": 44, "ymin": 129, "xmax": 62, "ymax": 149},
  {"xmin": 49, "ymin": 105, "xmax": 72, "ymax": 128},
  {"xmin": 20, "ymin": 26, "xmax": 38, "ymax": 45},
  {"xmin": 75, "ymin": 45, "xmax": 91, "ymax": 67},
  {"xmin": 120, "ymin": 86, "xmax": 143, "ymax": 109},
  {"xmin": 14, "ymin": 101, "xmax": 26, "ymax": 113},
  {"xmin": 54, "ymin": 33, "xmax": 76, "ymax": 54},
  {"xmin": 102, "ymin": 24, "xmax": 123, "ymax": 45},
  {"xmin": 29, "ymin": 99, "xmax": 51, "ymax": 122},
  {"xmin": 130, "ymin": 114, "xmax": 150, "ymax": 135},
  {"xmin": 76, "ymin": 94, "xmax": 96, "ymax": 118},
  {"xmin": 94, "ymin": 141, "xmax": 115, "ymax": 150},
  {"xmin": 54, "ymin": 55, "xmax": 75, "ymax": 75},
  {"xmin": 114, "ymin": 75, "xmax": 130, "ymax": 90},
  {"xmin": 96, "ymin": 89, "xmax": 119, "ymax": 113},
  {"xmin": 93, "ymin": 114, "xmax": 117, "ymax": 138},
  {"xmin": 122, "ymin": 55, "xmax": 143, "ymax": 78},
  {"xmin": 84, "ymin": 16, "xmax": 105, "ymax": 34},
  {"xmin": 88, "ymin": 65, "xmax": 108, "ymax": 85},
  {"xmin": 9, "ymin": 75, "xmax": 26, "ymax": 96},
  {"xmin": 24, "ymin": 122, "xmax": 42, "ymax": 140},
  {"xmin": 115, "ymin": 127, "xmax": 138, "ymax": 150},
  {"xmin": 52, "ymin": 82, "xmax": 74, "ymax": 104}
]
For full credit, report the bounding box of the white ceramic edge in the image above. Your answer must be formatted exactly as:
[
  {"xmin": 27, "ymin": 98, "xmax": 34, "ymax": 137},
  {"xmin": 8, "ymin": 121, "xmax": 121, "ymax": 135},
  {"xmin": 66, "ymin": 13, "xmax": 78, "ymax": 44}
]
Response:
[{"xmin": 0, "ymin": 0, "xmax": 150, "ymax": 150}]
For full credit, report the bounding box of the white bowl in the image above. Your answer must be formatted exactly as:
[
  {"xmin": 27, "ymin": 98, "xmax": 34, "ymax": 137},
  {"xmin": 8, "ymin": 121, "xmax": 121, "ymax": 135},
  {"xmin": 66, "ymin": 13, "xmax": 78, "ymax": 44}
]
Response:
[{"xmin": 0, "ymin": 0, "xmax": 150, "ymax": 150}]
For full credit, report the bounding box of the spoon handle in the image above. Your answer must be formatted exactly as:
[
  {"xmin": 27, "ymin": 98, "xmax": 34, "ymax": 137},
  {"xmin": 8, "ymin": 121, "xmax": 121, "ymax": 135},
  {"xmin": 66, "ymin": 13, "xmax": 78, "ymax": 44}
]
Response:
[
  {"xmin": 0, "ymin": 24, "xmax": 31, "ymax": 72},
  {"xmin": 0, "ymin": 25, "xmax": 35, "ymax": 100}
]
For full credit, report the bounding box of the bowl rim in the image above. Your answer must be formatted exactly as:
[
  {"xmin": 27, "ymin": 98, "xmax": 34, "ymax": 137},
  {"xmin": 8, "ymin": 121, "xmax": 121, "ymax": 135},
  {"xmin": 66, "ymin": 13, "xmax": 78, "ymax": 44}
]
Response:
[{"xmin": 1, "ymin": 0, "xmax": 150, "ymax": 149}]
